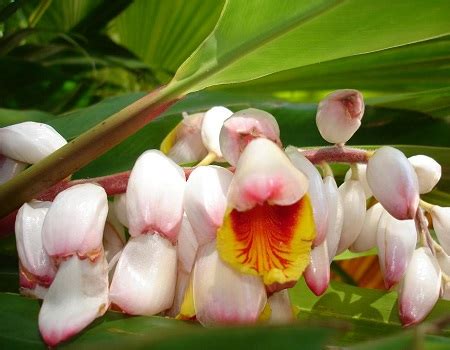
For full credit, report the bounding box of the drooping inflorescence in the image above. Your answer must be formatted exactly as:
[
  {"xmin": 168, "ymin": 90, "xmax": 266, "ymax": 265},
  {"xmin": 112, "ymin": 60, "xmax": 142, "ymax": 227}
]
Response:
[{"xmin": 1, "ymin": 91, "xmax": 449, "ymax": 345}]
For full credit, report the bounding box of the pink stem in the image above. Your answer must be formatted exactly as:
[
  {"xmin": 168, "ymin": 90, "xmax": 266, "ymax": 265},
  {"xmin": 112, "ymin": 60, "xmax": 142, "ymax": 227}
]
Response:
[
  {"xmin": 0, "ymin": 146, "xmax": 368, "ymax": 237},
  {"xmin": 300, "ymin": 146, "xmax": 369, "ymax": 164}
]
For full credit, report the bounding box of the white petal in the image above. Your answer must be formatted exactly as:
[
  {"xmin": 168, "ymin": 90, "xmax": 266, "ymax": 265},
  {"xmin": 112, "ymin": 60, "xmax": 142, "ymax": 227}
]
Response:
[
  {"xmin": 337, "ymin": 180, "xmax": 366, "ymax": 254},
  {"xmin": 193, "ymin": 241, "xmax": 266, "ymax": 326},
  {"xmin": 42, "ymin": 184, "xmax": 108, "ymax": 258},
  {"xmin": 184, "ymin": 165, "xmax": 232, "ymax": 245},
  {"xmin": 0, "ymin": 155, "xmax": 26, "ymax": 184},
  {"xmin": 219, "ymin": 108, "xmax": 281, "ymax": 166},
  {"xmin": 431, "ymin": 206, "xmax": 450, "ymax": 254},
  {"xmin": 408, "ymin": 155, "xmax": 441, "ymax": 194},
  {"xmin": 15, "ymin": 201, "xmax": 55, "ymax": 283},
  {"xmin": 127, "ymin": 150, "xmax": 185, "ymax": 241},
  {"xmin": 113, "ymin": 194, "xmax": 129, "ymax": 228},
  {"xmin": 166, "ymin": 269, "xmax": 190, "ymax": 318},
  {"xmin": 376, "ymin": 211, "xmax": 416, "ymax": 289},
  {"xmin": 0, "ymin": 122, "xmax": 66, "ymax": 164},
  {"xmin": 201, "ymin": 106, "xmax": 233, "ymax": 157},
  {"xmin": 344, "ymin": 164, "xmax": 372, "ymax": 199},
  {"xmin": 304, "ymin": 241, "xmax": 330, "ymax": 296},
  {"xmin": 366, "ymin": 146, "xmax": 419, "ymax": 220},
  {"xmin": 399, "ymin": 247, "xmax": 441, "ymax": 326},
  {"xmin": 228, "ymin": 139, "xmax": 308, "ymax": 211},
  {"xmin": 109, "ymin": 234, "xmax": 177, "ymax": 315},
  {"xmin": 268, "ymin": 289, "xmax": 294, "ymax": 324},
  {"xmin": 177, "ymin": 214, "xmax": 199, "ymax": 273},
  {"xmin": 323, "ymin": 176, "xmax": 344, "ymax": 262},
  {"xmin": 315, "ymin": 89, "xmax": 364, "ymax": 144},
  {"xmin": 38, "ymin": 254, "xmax": 109, "ymax": 346},
  {"xmin": 286, "ymin": 147, "xmax": 328, "ymax": 245},
  {"xmin": 351, "ymin": 203, "xmax": 384, "ymax": 252}
]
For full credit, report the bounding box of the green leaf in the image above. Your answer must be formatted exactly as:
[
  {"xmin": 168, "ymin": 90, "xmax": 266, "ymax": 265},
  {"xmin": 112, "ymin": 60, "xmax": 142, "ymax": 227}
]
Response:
[
  {"xmin": 109, "ymin": 0, "xmax": 224, "ymax": 81},
  {"xmin": 0, "ymin": 108, "xmax": 54, "ymax": 127},
  {"xmin": 214, "ymin": 35, "xmax": 450, "ymax": 96},
  {"xmin": 0, "ymin": 292, "xmax": 336, "ymax": 349},
  {"xmin": 173, "ymin": 0, "xmax": 450, "ymax": 92},
  {"xmin": 368, "ymin": 87, "xmax": 450, "ymax": 119},
  {"xmin": 290, "ymin": 280, "xmax": 450, "ymax": 345}
]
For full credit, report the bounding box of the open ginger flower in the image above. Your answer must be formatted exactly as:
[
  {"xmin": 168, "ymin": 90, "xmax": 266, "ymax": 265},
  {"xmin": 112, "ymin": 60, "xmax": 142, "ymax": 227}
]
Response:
[{"xmin": 217, "ymin": 138, "xmax": 315, "ymax": 288}]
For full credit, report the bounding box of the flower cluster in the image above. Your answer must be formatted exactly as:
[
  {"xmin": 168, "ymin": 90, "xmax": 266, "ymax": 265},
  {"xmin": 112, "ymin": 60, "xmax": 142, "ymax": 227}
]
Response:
[{"xmin": 2, "ymin": 90, "xmax": 449, "ymax": 346}]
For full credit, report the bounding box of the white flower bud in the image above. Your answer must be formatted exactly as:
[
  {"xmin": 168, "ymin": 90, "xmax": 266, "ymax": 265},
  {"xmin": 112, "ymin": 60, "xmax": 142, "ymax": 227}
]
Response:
[
  {"xmin": 42, "ymin": 184, "xmax": 108, "ymax": 259},
  {"xmin": 351, "ymin": 203, "xmax": 383, "ymax": 252},
  {"xmin": 161, "ymin": 112, "xmax": 208, "ymax": 164},
  {"xmin": 193, "ymin": 241, "xmax": 266, "ymax": 326},
  {"xmin": 399, "ymin": 247, "xmax": 441, "ymax": 326},
  {"xmin": 0, "ymin": 155, "xmax": 26, "ymax": 185},
  {"xmin": 431, "ymin": 206, "xmax": 450, "ymax": 254},
  {"xmin": 184, "ymin": 166, "xmax": 233, "ymax": 246},
  {"xmin": 0, "ymin": 122, "xmax": 66, "ymax": 164},
  {"xmin": 267, "ymin": 290, "xmax": 294, "ymax": 324},
  {"xmin": 337, "ymin": 179, "xmax": 366, "ymax": 254},
  {"xmin": 15, "ymin": 200, "xmax": 55, "ymax": 298},
  {"xmin": 323, "ymin": 176, "xmax": 343, "ymax": 262},
  {"xmin": 201, "ymin": 106, "xmax": 233, "ymax": 158},
  {"xmin": 126, "ymin": 150, "xmax": 185, "ymax": 242},
  {"xmin": 344, "ymin": 164, "xmax": 372, "ymax": 199},
  {"xmin": 316, "ymin": 89, "xmax": 364, "ymax": 144},
  {"xmin": 219, "ymin": 108, "xmax": 281, "ymax": 166},
  {"xmin": 113, "ymin": 194, "xmax": 129, "ymax": 228},
  {"xmin": 408, "ymin": 155, "xmax": 441, "ymax": 194},
  {"xmin": 109, "ymin": 234, "xmax": 177, "ymax": 315},
  {"xmin": 366, "ymin": 146, "xmax": 419, "ymax": 220}
]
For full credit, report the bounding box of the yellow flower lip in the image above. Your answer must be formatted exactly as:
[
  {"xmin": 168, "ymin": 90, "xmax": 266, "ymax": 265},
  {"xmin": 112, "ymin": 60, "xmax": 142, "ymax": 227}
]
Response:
[{"xmin": 217, "ymin": 195, "xmax": 316, "ymax": 286}]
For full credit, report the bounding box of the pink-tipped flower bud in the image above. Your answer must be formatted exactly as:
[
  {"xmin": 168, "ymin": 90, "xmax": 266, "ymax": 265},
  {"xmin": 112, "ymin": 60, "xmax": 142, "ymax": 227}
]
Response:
[
  {"xmin": 366, "ymin": 146, "xmax": 419, "ymax": 220},
  {"xmin": 286, "ymin": 147, "xmax": 328, "ymax": 246},
  {"xmin": 126, "ymin": 150, "xmax": 185, "ymax": 242},
  {"xmin": 0, "ymin": 121, "xmax": 66, "ymax": 164},
  {"xmin": 42, "ymin": 183, "xmax": 108, "ymax": 259},
  {"xmin": 304, "ymin": 241, "xmax": 330, "ymax": 296},
  {"xmin": 201, "ymin": 106, "xmax": 233, "ymax": 158},
  {"xmin": 336, "ymin": 179, "xmax": 366, "ymax": 254},
  {"xmin": 316, "ymin": 89, "xmax": 364, "ymax": 144},
  {"xmin": 430, "ymin": 206, "xmax": 450, "ymax": 254},
  {"xmin": 219, "ymin": 108, "xmax": 281, "ymax": 166},
  {"xmin": 399, "ymin": 247, "xmax": 441, "ymax": 327},
  {"xmin": 408, "ymin": 155, "xmax": 441, "ymax": 194},
  {"xmin": 376, "ymin": 211, "xmax": 416, "ymax": 289}
]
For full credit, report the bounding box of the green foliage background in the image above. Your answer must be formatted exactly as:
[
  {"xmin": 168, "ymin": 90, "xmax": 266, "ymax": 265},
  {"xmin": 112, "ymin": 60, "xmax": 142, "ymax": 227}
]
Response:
[{"xmin": 0, "ymin": 0, "xmax": 449, "ymax": 348}]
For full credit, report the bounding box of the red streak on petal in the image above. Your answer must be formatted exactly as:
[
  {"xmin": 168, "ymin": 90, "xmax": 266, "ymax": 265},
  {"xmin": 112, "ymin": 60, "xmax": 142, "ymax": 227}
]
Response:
[{"xmin": 229, "ymin": 201, "xmax": 303, "ymax": 273}]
